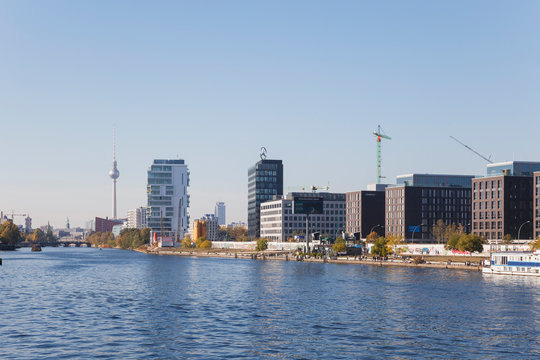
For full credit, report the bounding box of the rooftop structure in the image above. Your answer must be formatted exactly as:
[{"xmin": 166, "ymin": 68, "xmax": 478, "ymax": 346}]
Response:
[
  {"xmin": 486, "ymin": 161, "xmax": 540, "ymax": 177},
  {"xmin": 396, "ymin": 173, "xmax": 475, "ymax": 188}
]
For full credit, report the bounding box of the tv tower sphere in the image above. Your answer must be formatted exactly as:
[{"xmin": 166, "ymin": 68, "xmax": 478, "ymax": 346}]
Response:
[{"xmin": 109, "ymin": 164, "xmax": 120, "ymax": 179}]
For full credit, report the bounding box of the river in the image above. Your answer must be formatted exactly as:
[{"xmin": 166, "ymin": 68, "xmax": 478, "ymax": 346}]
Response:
[{"xmin": 1, "ymin": 247, "xmax": 539, "ymax": 359}]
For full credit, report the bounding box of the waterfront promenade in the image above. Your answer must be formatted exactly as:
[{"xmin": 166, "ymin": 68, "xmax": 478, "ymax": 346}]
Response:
[{"xmin": 138, "ymin": 247, "xmax": 485, "ymax": 272}]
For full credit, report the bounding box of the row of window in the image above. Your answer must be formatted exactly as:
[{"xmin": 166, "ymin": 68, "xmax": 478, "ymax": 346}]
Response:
[
  {"xmin": 474, "ymin": 201, "xmax": 502, "ymax": 210},
  {"xmin": 474, "ymin": 211, "xmax": 502, "ymax": 220},
  {"xmin": 474, "ymin": 180, "xmax": 503, "ymax": 190},
  {"xmin": 473, "ymin": 191, "xmax": 502, "ymax": 200},
  {"xmin": 473, "ymin": 221, "xmax": 502, "ymax": 230}
]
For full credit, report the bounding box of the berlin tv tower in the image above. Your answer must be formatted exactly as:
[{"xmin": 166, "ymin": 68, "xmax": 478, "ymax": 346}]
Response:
[{"xmin": 109, "ymin": 129, "xmax": 120, "ymax": 219}]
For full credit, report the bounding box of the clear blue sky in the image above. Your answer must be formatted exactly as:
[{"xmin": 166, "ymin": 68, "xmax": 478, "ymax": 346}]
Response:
[{"xmin": 1, "ymin": 1, "xmax": 540, "ymax": 229}]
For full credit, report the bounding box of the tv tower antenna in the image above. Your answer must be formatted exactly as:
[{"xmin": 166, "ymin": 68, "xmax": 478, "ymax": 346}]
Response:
[{"xmin": 108, "ymin": 128, "xmax": 120, "ymax": 219}]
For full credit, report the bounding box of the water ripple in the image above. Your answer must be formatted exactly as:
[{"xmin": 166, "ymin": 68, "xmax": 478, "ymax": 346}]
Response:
[{"xmin": 1, "ymin": 247, "xmax": 540, "ymax": 359}]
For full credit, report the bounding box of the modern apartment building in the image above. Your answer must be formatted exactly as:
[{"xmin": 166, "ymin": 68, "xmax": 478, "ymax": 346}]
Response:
[
  {"xmin": 385, "ymin": 174, "xmax": 474, "ymax": 242},
  {"xmin": 147, "ymin": 159, "xmax": 190, "ymax": 243},
  {"xmin": 471, "ymin": 161, "xmax": 540, "ymax": 242},
  {"xmin": 248, "ymin": 159, "xmax": 283, "ymax": 238},
  {"xmin": 215, "ymin": 202, "xmax": 226, "ymax": 226},
  {"xmin": 126, "ymin": 207, "xmax": 147, "ymax": 229},
  {"xmin": 346, "ymin": 190, "xmax": 385, "ymax": 239},
  {"xmin": 260, "ymin": 192, "xmax": 346, "ymax": 242},
  {"xmin": 472, "ymin": 175, "xmax": 533, "ymax": 242}
]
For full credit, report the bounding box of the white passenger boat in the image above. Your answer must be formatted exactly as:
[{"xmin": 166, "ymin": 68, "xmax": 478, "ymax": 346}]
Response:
[{"xmin": 483, "ymin": 251, "xmax": 540, "ymax": 276}]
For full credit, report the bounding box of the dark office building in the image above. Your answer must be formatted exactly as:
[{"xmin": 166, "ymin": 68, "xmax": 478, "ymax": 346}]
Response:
[
  {"xmin": 385, "ymin": 174, "xmax": 473, "ymax": 242},
  {"xmin": 472, "ymin": 175, "xmax": 533, "ymax": 242},
  {"xmin": 248, "ymin": 159, "xmax": 283, "ymax": 238},
  {"xmin": 346, "ymin": 190, "xmax": 385, "ymax": 238}
]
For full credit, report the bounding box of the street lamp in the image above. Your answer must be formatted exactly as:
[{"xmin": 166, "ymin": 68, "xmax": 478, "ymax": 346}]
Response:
[
  {"xmin": 517, "ymin": 220, "xmax": 531, "ymax": 241},
  {"xmin": 369, "ymin": 224, "xmax": 383, "ymax": 236},
  {"xmin": 411, "ymin": 224, "xmax": 422, "ymax": 243}
]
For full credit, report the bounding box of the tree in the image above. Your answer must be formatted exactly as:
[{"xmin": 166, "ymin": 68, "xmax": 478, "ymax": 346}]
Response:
[
  {"xmin": 182, "ymin": 234, "xmax": 193, "ymax": 248},
  {"xmin": 366, "ymin": 231, "xmax": 379, "ymax": 244},
  {"xmin": 432, "ymin": 219, "xmax": 447, "ymax": 244},
  {"xmin": 115, "ymin": 228, "xmax": 145, "ymax": 249},
  {"xmin": 502, "ymin": 234, "xmax": 513, "ymax": 245},
  {"xmin": 31, "ymin": 228, "xmax": 46, "ymax": 243},
  {"xmin": 0, "ymin": 222, "xmax": 22, "ymax": 245},
  {"xmin": 371, "ymin": 236, "xmax": 390, "ymax": 257},
  {"xmin": 386, "ymin": 234, "xmax": 405, "ymax": 254},
  {"xmin": 141, "ymin": 228, "xmax": 151, "ymax": 244},
  {"xmin": 107, "ymin": 232, "xmax": 116, "ymax": 248},
  {"xmin": 458, "ymin": 233, "xmax": 484, "ymax": 253},
  {"xmin": 529, "ymin": 237, "xmax": 540, "ymax": 251},
  {"xmin": 446, "ymin": 232, "xmax": 460, "ymax": 250},
  {"xmin": 446, "ymin": 233, "xmax": 484, "ymax": 253},
  {"xmin": 200, "ymin": 240, "xmax": 212, "ymax": 249},
  {"xmin": 195, "ymin": 236, "xmax": 206, "ymax": 248},
  {"xmin": 45, "ymin": 227, "xmax": 55, "ymax": 242},
  {"xmin": 332, "ymin": 236, "xmax": 347, "ymax": 253},
  {"xmin": 256, "ymin": 238, "xmax": 268, "ymax": 251}
]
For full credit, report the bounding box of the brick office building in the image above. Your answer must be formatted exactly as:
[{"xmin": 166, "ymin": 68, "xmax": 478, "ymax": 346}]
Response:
[{"xmin": 385, "ymin": 174, "xmax": 473, "ymax": 243}]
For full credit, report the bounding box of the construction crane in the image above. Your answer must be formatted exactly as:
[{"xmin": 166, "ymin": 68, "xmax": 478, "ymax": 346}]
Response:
[
  {"xmin": 450, "ymin": 136, "xmax": 493, "ymax": 163},
  {"xmin": 1, "ymin": 210, "xmax": 27, "ymax": 221},
  {"xmin": 301, "ymin": 183, "xmax": 330, "ymax": 193},
  {"xmin": 373, "ymin": 125, "xmax": 392, "ymax": 184},
  {"xmin": 288, "ymin": 182, "xmax": 330, "ymax": 193}
]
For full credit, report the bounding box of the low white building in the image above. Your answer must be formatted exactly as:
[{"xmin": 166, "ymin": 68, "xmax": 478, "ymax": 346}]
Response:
[
  {"xmin": 260, "ymin": 192, "xmax": 346, "ymax": 242},
  {"xmin": 127, "ymin": 207, "xmax": 147, "ymax": 229}
]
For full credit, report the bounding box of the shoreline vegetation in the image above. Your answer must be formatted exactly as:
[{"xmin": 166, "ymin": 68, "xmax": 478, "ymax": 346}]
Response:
[{"xmin": 135, "ymin": 246, "xmax": 486, "ymax": 272}]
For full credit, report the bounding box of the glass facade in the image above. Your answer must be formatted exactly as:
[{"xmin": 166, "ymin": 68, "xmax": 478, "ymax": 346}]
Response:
[
  {"xmin": 396, "ymin": 174, "xmax": 474, "ymax": 188},
  {"xmin": 147, "ymin": 159, "xmax": 190, "ymax": 242},
  {"xmin": 487, "ymin": 161, "xmax": 540, "ymax": 177},
  {"xmin": 248, "ymin": 159, "xmax": 283, "ymax": 238}
]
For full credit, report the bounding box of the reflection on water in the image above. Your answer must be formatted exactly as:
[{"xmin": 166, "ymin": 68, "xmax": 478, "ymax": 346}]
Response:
[{"xmin": 1, "ymin": 247, "xmax": 539, "ymax": 359}]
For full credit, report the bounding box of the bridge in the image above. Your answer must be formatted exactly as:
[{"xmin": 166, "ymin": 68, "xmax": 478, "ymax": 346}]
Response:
[{"xmin": 18, "ymin": 241, "xmax": 92, "ymax": 248}]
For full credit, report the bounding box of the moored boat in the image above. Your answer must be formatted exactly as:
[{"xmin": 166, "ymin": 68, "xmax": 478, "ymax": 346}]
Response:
[
  {"xmin": 483, "ymin": 251, "xmax": 540, "ymax": 276},
  {"xmin": 31, "ymin": 244, "xmax": 42, "ymax": 252}
]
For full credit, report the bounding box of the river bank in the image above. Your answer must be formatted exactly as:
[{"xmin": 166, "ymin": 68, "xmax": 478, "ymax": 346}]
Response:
[{"xmin": 136, "ymin": 247, "xmax": 485, "ymax": 272}]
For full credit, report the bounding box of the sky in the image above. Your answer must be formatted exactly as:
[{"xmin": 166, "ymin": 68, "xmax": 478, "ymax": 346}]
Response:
[{"xmin": 1, "ymin": 1, "xmax": 540, "ymax": 229}]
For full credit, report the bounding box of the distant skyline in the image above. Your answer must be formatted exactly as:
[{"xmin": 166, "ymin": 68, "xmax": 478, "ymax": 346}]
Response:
[{"xmin": 2, "ymin": 1, "xmax": 540, "ymax": 228}]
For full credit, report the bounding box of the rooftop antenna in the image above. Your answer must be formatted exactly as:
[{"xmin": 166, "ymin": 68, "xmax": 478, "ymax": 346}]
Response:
[{"xmin": 450, "ymin": 136, "xmax": 493, "ymax": 163}]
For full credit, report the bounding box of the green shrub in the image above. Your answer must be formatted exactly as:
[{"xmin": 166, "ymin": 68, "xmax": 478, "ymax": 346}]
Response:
[{"xmin": 256, "ymin": 238, "xmax": 268, "ymax": 251}]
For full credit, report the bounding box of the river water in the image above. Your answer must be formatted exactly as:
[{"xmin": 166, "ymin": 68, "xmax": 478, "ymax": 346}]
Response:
[{"xmin": 0, "ymin": 247, "xmax": 539, "ymax": 359}]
